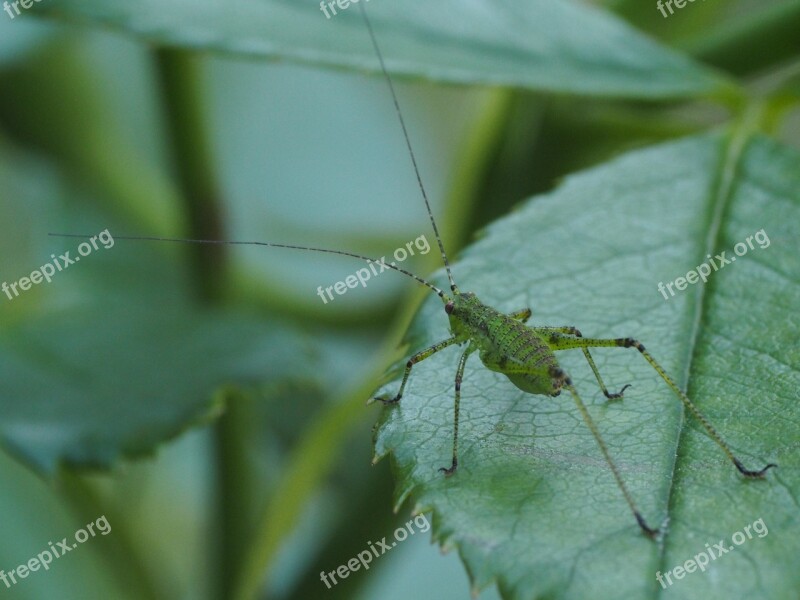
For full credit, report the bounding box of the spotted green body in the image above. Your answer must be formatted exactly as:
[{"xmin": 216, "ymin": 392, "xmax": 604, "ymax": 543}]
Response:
[{"xmin": 447, "ymin": 292, "xmax": 564, "ymax": 397}]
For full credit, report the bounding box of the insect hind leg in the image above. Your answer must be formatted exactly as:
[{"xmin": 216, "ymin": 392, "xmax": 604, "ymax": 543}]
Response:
[
  {"xmin": 564, "ymin": 380, "xmax": 658, "ymax": 536},
  {"xmin": 551, "ymin": 335, "xmax": 777, "ymax": 478}
]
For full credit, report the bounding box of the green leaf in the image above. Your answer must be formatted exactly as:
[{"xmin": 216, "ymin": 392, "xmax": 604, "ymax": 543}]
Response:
[
  {"xmin": 0, "ymin": 146, "xmax": 318, "ymax": 476},
  {"xmin": 0, "ymin": 454, "xmax": 130, "ymax": 598},
  {"xmin": 0, "ymin": 306, "xmax": 314, "ymax": 475},
  {"xmin": 374, "ymin": 132, "xmax": 800, "ymax": 599},
  {"xmin": 40, "ymin": 0, "xmax": 730, "ymax": 99}
]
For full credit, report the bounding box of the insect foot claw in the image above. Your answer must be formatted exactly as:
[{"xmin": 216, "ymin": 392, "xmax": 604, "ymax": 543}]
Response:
[
  {"xmin": 369, "ymin": 395, "xmax": 400, "ymax": 406},
  {"xmin": 438, "ymin": 460, "xmax": 458, "ymax": 477},
  {"xmin": 635, "ymin": 512, "xmax": 659, "ymax": 538},
  {"xmin": 734, "ymin": 458, "xmax": 777, "ymax": 478},
  {"xmin": 605, "ymin": 384, "xmax": 632, "ymax": 401}
]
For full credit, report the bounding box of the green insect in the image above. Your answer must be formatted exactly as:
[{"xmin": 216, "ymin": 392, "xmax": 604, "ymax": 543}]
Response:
[
  {"xmin": 373, "ymin": 282, "xmax": 778, "ymax": 536},
  {"xmin": 52, "ymin": 3, "xmax": 775, "ymax": 537}
]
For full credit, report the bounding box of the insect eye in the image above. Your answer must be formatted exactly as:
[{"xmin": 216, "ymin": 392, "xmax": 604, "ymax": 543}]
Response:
[{"xmin": 445, "ymin": 301, "xmax": 454, "ymax": 314}]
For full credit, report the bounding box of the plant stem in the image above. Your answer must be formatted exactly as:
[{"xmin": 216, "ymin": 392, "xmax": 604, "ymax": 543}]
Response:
[
  {"xmin": 155, "ymin": 48, "xmax": 227, "ymax": 302},
  {"xmin": 154, "ymin": 48, "xmax": 239, "ymax": 600}
]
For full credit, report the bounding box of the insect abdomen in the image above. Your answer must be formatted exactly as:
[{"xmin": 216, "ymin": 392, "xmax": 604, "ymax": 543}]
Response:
[
  {"xmin": 462, "ymin": 304, "xmax": 562, "ymax": 396},
  {"xmin": 497, "ymin": 319, "xmax": 562, "ymax": 396}
]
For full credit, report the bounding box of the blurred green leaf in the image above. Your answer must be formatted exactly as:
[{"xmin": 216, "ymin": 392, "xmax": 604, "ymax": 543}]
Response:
[
  {"xmin": 0, "ymin": 144, "xmax": 318, "ymax": 477},
  {"xmin": 682, "ymin": 0, "xmax": 800, "ymax": 77},
  {"xmin": 40, "ymin": 0, "xmax": 730, "ymax": 99},
  {"xmin": 0, "ymin": 453, "xmax": 131, "ymax": 599},
  {"xmin": 374, "ymin": 133, "xmax": 799, "ymax": 599},
  {"xmin": 0, "ymin": 35, "xmax": 182, "ymax": 236},
  {"xmin": 0, "ymin": 305, "xmax": 315, "ymax": 475},
  {"xmin": 0, "ymin": 14, "xmax": 56, "ymax": 67}
]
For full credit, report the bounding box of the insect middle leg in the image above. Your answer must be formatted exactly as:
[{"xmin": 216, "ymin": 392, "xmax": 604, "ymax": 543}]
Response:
[
  {"xmin": 439, "ymin": 345, "xmax": 475, "ymax": 476},
  {"xmin": 551, "ymin": 335, "xmax": 777, "ymax": 478},
  {"xmin": 580, "ymin": 348, "xmax": 632, "ymax": 400},
  {"xmin": 512, "ymin": 313, "xmax": 626, "ymax": 397},
  {"xmin": 539, "ymin": 327, "xmax": 631, "ymax": 399},
  {"xmin": 373, "ymin": 336, "xmax": 459, "ymax": 404}
]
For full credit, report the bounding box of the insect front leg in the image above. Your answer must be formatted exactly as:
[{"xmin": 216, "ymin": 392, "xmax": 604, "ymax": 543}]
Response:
[
  {"xmin": 372, "ymin": 336, "xmax": 459, "ymax": 404},
  {"xmin": 551, "ymin": 335, "xmax": 777, "ymax": 478},
  {"xmin": 439, "ymin": 345, "xmax": 475, "ymax": 476}
]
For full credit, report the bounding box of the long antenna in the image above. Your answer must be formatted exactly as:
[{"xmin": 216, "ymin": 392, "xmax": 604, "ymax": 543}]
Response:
[
  {"xmin": 358, "ymin": 3, "xmax": 458, "ymax": 292},
  {"xmin": 47, "ymin": 7, "xmax": 457, "ymax": 301},
  {"xmin": 47, "ymin": 233, "xmax": 445, "ymax": 297}
]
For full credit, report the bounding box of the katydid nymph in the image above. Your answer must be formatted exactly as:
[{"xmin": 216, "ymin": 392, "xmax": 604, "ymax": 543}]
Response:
[{"xmin": 51, "ymin": 3, "xmax": 775, "ymax": 537}]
